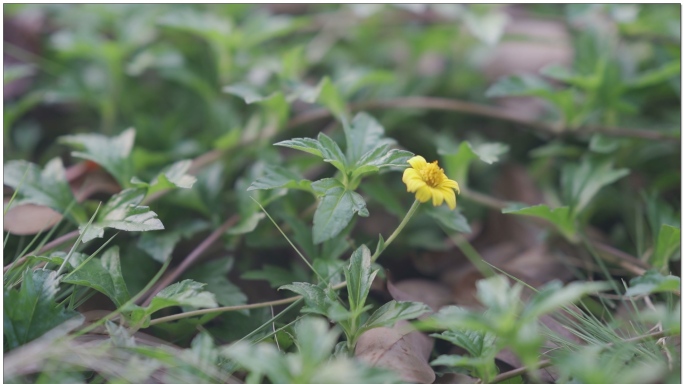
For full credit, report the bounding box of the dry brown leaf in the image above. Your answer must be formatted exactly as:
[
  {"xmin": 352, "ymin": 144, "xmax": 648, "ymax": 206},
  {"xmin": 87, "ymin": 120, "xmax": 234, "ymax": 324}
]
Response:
[
  {"xmin": 4, "ymin": 201, "xmax": 62, "ymax": 235},
  {"xmin": 355, "ymin": 320, "xmax": 435, "ymax": 384}
]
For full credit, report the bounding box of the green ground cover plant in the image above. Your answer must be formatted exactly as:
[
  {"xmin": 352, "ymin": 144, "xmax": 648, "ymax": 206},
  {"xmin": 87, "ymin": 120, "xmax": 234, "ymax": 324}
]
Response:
[{"xmin": 3, "ymin": 4, "xmax": 680, "ymax": 384}]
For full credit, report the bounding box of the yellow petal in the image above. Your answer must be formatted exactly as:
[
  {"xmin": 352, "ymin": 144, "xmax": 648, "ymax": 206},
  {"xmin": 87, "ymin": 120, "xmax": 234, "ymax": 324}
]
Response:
[
  {"xmin": 441, "ymin": 189, "xmax": 456, "ymax": 210},
  {"xmin": 414, "ymin": 185, "xmax": 432, "ymax": 203},
  {"xmin": 440, "ymin": 179, "xmax": 460, "ymax": 193},
  {"xmin": 431, "ymin": 189, "xmax": 444, "ymax": 207},
  {"xmin": 405, "ymin": 178, "xmax": 426, "ymax": 192},
  {"xmin": 407, "ymin": 156, "xmax": 427, "ymax": 171}
]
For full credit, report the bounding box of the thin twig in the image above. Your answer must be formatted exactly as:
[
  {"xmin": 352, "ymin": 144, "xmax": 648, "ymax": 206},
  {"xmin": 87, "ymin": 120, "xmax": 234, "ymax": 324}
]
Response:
[
  {"xmin": 485, "ymin": 329, "xmax": 675, "ymax": 384},
  {"xmin": 139, "ymin": 214, "xmax": 240, "ymax": 305}
]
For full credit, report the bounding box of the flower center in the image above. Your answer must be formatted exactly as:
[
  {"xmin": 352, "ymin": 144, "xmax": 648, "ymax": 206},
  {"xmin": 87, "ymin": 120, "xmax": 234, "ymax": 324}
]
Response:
[{"xmin": 420, "ymin": 161, "xmax": 446, "ymax": 188}]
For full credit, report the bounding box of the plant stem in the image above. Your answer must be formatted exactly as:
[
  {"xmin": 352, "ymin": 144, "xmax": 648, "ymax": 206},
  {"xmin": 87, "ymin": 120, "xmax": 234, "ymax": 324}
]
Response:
[{"xmin": 371, "ymin": 199, "xmax": 420, "ymax": 262}]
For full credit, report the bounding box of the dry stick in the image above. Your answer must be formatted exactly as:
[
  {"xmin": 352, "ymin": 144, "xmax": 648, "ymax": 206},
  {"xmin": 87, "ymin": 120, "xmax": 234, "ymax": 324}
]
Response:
[
  {"xmin": 288, "ymin": 97, "xmax": 678, "ymax": 142},
  {"xmin": 139, "ymin": 214, "xmax": 240, "ymax": 305},
  {"xmin": 485, "ymin": 329, "xmax": 675, "ymax": 384}
]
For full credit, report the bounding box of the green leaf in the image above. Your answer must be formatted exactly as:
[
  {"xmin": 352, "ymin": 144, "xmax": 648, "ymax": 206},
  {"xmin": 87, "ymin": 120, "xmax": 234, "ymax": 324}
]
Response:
[
  {"xmin": 502, "ymin": 204, "xmax": 576, "ymax": 240},
  {"xmin": 294, "ymin": 316, "xmax": 342, "ymax": 366},
  {"xmin": 59, "ymin": 128, "xmax": 135, "ymax": 186},
  {"xmin": 522, "ymin": 280, "xmax": 610, "ymax": 319},
  {"xmin": 651, "ymin": 224, "xmax": 680, "ymax": 270},
  {"xmin": 625, "ymin": 270, "xmax": 681, "ymax": 296},
  {"xmin": 62, "ymin": 247, "xmax": 131, "ymax": 308},
  {"xmin": 317, "ymin": 77, "xmax": 347, "ymax": 121},
  {"xmin": 279, "ymin": 282, "xmax": 346, "ymax": 319},
  {"xmin": 4, "ymin": 270, "xmax": 80, "ymax": 350},
  {"xmin": 425, "ymin": 205, "xmax": 471, "ymax": 233},
  {"xmin": 246, "ymin": 165, "xmax": 313, "ymax": 193},
  {"xmin": 137, "ymin": 220, "xmax": 209, "ymax": 263},
  {"xmin": 183, "ymin": 258, "xmax": 247, "ymax": 307},
  {"xmin": 275, "ymin": 133, "xmax": 347, "ymax": 172},
  {"xmin": 351, "ymin": 146, "xmax": 414, "ymax": 179},
  {"xmin": 79, "ymin": 188, "xmax": 164, "ymax": 243},
  {"xmin": 432, "ymin": 329, "xmax": 496, "ymax": 358},
  {"xmin": 344, "ymin": 113, "xmax": 395, "ymax": 165},
  {"xmin": 589, "ymin": 134, "xmax": 620, "ymax": 153},
  {"xmin": 626, "ymin": 61, "xmax": 681, "ymax": 89},
  {"xmin": 362, "ymin": 300, "xmax": 431, "ymax": 330},
  {"xmin": 485, "ymin": 74, "xmax": 554, "ymax": 98},
  {"xmin": 221, "ymin": 342, "xmax": 290, "ymax": 382},
  {"xmin": 223, "ymin": 83, "xmax": 266, "ymax": 104},
  {"xmin": 344, "ymin": 245, "xmax": 377, "ymax": 314},
  {"xmin": 146, "ymin": 280, "xmax": 218, "ymax": 316},
  {"xmin": 132, "ymin": 160, "xmax": 197, "ymax": 195},
  {"xmin": 311, "ymin": 178, "xmax": 344, "ymax": 196},
  {"xmin": 317, "ymin": 132, "xmax": 348, "ymax": 172},
  {"xmin": 439, "ymin": 141, "xmax": 508, "ymax": 187},
  {"xmin": 561, "ymin": 157, "xmax": 629, "ymax": 214},
  {"xmin": 313, "ymin": 186, "xmax": 368, "ymax": 244},
  {"xmin": 3, "ymin": 158, "xmax": 84, "ymax": 221}
]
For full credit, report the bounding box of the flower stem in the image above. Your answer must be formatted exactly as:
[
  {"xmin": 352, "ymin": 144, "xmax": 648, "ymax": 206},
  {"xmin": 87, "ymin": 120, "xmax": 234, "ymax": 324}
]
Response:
[{"xmin": 371, "ymin": 199, "xmax": 420, "ymax": 263}]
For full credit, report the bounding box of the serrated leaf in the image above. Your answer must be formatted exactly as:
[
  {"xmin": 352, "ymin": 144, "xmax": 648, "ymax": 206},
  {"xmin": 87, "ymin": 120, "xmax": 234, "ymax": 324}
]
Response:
[
  {"xmin": 146, "ymin": 280, "xmax": 218, "ymax": 316},
  {"xmin": 561, "ymin": 157, "xmax": 629, "ymax": 214},
  {"xmin": 425, "ymin": 205, "xmax": 471, "ymax": 233},
  {"xmin": 246, "ymin": 165, "xmax": 313, "ymax": 193},
  {"xmin": 59, "ymin": 128, "xmax": 135, "ymax": 186},
  {"xmin": 317, "ymin": 132, "xmax": 347, "ymax": 172},
  {"xmin": 625, "ymin": 270, "xmax": 681, "ymax": 296},
  {"xmin": 502, "ymin": 204, "xmax": 576, "ymax": 240},
  {"xmin": 344, "ymin": 245, "xmax": 377, "ymax": 314},
  {"xmin": 652, "ymin": 224, "xmax": 680, "ymax": 270},
  {"xmin": 279, "ymin": 282, "xmax": 343, "ymax": 318},
  {"xmin": 363, "ymin": 301, "xmax": 431, "ymax": 330},
  {"xmin": 3, "ymin": 158, "xmax": 84, "ymax": 221},
  {"xmin": 295, "ymin": 316, "xmax": 342, "ymax": 367},
  {"xmin": 313, "ymin": 186, "xmax": 368, "ymax": 244},
  {"xmin": 4, "ymin": 270, "xmax": 80, "ymax": 350},
  {"xmin": 79, "ymin": 188, "xmax": 164, "ymax": 243},
  {"xmin": 523, "ymin": 280, "xmax": 610, "ymax": 319},
  {"xmin": 62, "ymin": 246, "xmax": 131, "ymax": 308},
  {"xmin": 351, "ymin": 146, "xmax": 414, "ymax": 179},
  {"xmin": 344, "ymin": 113, "xmax": 395, "ymax": 165}
]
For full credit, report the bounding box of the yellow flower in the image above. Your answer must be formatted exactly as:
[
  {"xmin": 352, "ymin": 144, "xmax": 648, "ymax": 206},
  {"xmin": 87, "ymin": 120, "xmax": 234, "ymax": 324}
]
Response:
[{"xmin": 402, "ymin": 156, "xmax": 460, "ymax": 210}]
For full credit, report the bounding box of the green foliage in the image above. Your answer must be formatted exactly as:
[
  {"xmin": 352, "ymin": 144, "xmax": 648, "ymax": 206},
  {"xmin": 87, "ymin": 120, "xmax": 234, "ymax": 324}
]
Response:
[
  {"xmin": 4, "ymin": 270, "xmax": 80, "ymax": 351},
  {"xmin": 3, "ymin": 4, "xmax": 680, "ymax": 383},
  {"xmin": 426, "ymin": 276, "xmax": 609, "ymax": 381},
  {"xmin": 4, "ymin": 158, "xmax": 86, "ymax": 222},
  {"xmin": 223, "ymin": 316, "xmax": 401, "ymax": 384}
]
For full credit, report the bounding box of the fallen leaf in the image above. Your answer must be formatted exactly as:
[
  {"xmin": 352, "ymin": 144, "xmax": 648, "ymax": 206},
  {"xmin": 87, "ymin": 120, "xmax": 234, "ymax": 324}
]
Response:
[
  {"xmin": 4, "ymin": 200, "xmax": 62, "ymax": 235},
  {"xmin": 355, "ymin": 320, "xmax": 436, "ymax": 384}
]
